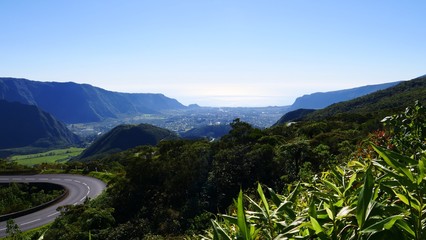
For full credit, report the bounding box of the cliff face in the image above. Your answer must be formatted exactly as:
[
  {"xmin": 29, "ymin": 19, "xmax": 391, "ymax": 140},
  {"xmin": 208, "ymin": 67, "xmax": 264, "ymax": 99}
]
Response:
[{"xmin": 0, "ymin": 100, "xmax": 80, "ymax": 149}]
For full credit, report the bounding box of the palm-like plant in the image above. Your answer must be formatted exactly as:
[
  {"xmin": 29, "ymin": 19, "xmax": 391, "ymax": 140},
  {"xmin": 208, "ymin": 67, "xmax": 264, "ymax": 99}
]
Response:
[{"xmin": 205, "ymin": 102, "xmax": 426, "ymax": 240}]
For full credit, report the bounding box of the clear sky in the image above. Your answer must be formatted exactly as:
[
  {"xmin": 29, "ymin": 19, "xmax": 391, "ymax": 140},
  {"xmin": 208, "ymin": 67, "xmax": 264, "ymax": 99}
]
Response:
[{"xmin": 1, "ymin": 1, "xmax": 425, "ymax": 107}]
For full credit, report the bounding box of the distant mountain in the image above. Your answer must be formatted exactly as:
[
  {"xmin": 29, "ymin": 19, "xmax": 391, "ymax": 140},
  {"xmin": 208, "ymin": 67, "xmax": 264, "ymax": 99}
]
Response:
[
  {"xmin": 180, "ymin": 125, "xmax": 232, "ymax": 140},
  {"xmin": 275, "ymin": 75, "xmax": 426, "ymax": 125},
  {"xmin": 304, "ymin": 75, "xmax": 426, "ymax": 121},
  {"xmin": 78, "ymin": 123, "xmax": 179, "ymax": 160},
  {"xmin": 0, "ymin": 78, "xmax": 186, "ymax": 123},
  {"xmin": 0, "ymin": 100, "xmax": 80, "ymax": 151},
  {"xmin": 288, "ymin": 82, "xmax": 400, "ymax": 111}
]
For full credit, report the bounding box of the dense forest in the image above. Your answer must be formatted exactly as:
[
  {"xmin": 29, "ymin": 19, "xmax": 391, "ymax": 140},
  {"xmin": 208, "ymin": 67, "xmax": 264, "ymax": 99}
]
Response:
[{"xmin": 1, "ymin": 100, "xmax": 422, "ymax": 239}]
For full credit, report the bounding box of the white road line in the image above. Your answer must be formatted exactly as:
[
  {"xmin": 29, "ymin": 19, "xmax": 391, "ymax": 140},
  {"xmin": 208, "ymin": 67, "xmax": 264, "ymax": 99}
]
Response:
[
  {"xmin": 83, "ymin": 182, "xmax": 88, "ymax": 186},
  {"xmin": 47, "ymin": 212, "xmax": 60, "ymax": 217},
  {"xmin": 0, "ymin": 178, "xmax": 9, "ymax": 181},
  {"xmin": 73, "ymin": 180, "xmax": 81, "ymax": 183},
  {"xmin": 0, "ymin": 227, "xmax": 6, "ymax": 231},
  {"xmin": 20, "ymin": 219, "xmax": 41, "ymax": 226}
]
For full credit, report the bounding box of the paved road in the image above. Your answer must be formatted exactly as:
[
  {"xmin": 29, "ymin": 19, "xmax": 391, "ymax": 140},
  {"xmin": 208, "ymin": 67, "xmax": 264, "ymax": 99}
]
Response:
[{"xmin": 0, "ymin": 174, "xmax": 106, "ymax": 237}]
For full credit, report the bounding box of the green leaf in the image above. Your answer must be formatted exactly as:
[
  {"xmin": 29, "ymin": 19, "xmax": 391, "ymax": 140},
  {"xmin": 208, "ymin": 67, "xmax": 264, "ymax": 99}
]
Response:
[
  {"xmin": 308, "ymin": 198, "xmax": 317, "ymax": 219},
  {"xmin": 322, "ymin": 179, "xmax": 342, "ymax": 196},
  {"xmin": 266, "ymin": 187, "xmax": 282, "ymax": 207},
  {"xmin": 257, "ymin": 183, "xmax": 270, "ymax": 215},
  {"xmin": 372, "ymin": 144, "xmax": 415, "ymax": 183},
  {"xmin": 310, "ymin": 216, "xmax": 323, "ymax": 234},
  {"xmin": 361, "ymin": 215, "xmax": 404, "ymax": 233},
  {"xmin": 211, "ymin": 220, "xmax": 232, "ymax": 240},
  {"xmin": 418, "ymin": 157, "xmax": 426, "ymax": 184},
  {"xmin": 325, "ymin": 206, "xmax": 334, "ymax": 221},
  {"xmin": 395, "ymin": 220, "xmax": 416, "ymax": 237},
  {"xmin": 237, "ymin": 190, "xmax": 250, "ymax": 240},
  {"xmin": 343, "ymin": 172, "xmax": 357, "ymax": 196},
  {"xmin": 357, "ymin": 166, "xmax": 374, "ymax": 228},
  {"xmin": 275, "ymin": 200, "xmax": 296, "ymax": 220},
  {"xmin": 336, "ymin": 206, "xmax": 355, "ymax": 220},
  {"xmin": 287, "ymin": 182, "xmax": 300, "ymax": 203}
]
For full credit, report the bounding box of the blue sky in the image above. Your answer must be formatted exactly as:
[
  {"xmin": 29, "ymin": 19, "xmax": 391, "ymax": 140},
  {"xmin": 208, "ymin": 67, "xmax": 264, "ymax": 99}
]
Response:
[{"xmin": 1, "ymin": 1, "xmax": 425, "ymax": 107}]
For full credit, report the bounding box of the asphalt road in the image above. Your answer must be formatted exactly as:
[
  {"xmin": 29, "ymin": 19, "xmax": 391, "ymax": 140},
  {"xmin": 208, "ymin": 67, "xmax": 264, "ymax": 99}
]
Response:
[{"xmin": 0, "ymin": 174, "xmax": 106, "ymax": 237}]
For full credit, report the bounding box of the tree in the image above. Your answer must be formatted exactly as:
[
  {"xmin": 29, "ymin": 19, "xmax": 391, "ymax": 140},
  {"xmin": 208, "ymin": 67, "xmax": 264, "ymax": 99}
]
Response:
[{"xmin": 6, "ymin": 219, "xmax": 23, "ymax": 240}]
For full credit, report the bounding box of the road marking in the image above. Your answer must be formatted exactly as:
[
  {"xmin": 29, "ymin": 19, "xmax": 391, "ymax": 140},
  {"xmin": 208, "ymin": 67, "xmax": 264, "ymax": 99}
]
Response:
[
  {"xmin": 0, "ymin": 178, "xmax": 9, "ymax": 181},
  {"xmin": 0, "ymin": 227, "xmax": 6, "ymax": 231},
  {"xmin": 47, "ymin": 212, "xmax": 60, "ymax": 217},
  {"xmin": 20, "ymin": 219, "xmax": 41, "ymax": 226},
  {"xmin": 73, "ymin": 180, "xmax": 81, "ymax": 183},
  {"xmin": 83, "ymin": 182, "xmax": 88, "ymax": 186}
]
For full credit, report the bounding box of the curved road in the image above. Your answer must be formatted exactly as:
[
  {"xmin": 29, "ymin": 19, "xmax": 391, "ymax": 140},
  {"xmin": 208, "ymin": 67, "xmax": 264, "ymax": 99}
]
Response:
[{"xmin": 0, "ymin": 174, "xmax": 106, "ymax": 237}]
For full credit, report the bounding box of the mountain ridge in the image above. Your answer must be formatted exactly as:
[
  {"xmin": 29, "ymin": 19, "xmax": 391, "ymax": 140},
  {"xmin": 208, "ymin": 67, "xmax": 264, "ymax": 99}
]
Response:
[
  {"xmin": 288, "ymin": 81, "xmax": 400, "ymax": 111},
  {"xmin": 0, "ymin": 78, "xmax": 186, "ymax": 124},
  {"xmin": 275, "ymin": 75, "xmax": 426, "ymax": 125}
]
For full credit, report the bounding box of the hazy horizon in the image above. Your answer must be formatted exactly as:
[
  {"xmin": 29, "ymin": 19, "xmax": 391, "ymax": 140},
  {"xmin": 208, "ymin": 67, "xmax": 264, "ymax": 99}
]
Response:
[{"xmin": 1, "ymin": 1, "xmax": 425, "ymax": 107}]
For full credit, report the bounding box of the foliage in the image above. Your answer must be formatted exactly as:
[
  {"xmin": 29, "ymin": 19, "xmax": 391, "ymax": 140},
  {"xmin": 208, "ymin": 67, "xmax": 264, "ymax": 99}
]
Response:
[
  {"xmin": 0, "ymin": 183, "xmax": 64, "ymax": 215},
  {"xmin": 43, "ymin": 199, "xmax": 115, "ymax": 240},
  {"xmin": 205, "ymin": 102, "xmax": 426, "ymax": 239}
]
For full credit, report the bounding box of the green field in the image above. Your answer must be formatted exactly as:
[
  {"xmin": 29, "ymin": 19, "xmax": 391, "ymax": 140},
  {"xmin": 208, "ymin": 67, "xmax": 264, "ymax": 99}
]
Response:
[{"xmin": 11, "ymin": 147, "xmax": 85, "ymax": 166}]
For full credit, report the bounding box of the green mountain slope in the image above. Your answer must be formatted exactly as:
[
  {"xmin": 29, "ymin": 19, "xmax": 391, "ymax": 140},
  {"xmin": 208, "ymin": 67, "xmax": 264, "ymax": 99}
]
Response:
[
  {"xmin": 0, "ymin": 100, "xmax": 80, "ymax": 154},
  {"xmin": 78, "ymin": 123, "xmax": 179, "ymax": 160},
  {"xmin": 275, "ymin": 75, "xmax": 426, "ymax": 125},
  {"xmin": 288, "ymin": 81, "xmax": 400, "ymax": 110},
  {"xmin": 306, "ymin": 75, "xmax": 426, "ymax": 120}
]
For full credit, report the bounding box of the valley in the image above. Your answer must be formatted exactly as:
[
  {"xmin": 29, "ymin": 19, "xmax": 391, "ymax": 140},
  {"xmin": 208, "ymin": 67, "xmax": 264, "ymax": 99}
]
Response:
[{"xmin": 67, "ymin": 106, "xmax": 290, "ymax": 138}]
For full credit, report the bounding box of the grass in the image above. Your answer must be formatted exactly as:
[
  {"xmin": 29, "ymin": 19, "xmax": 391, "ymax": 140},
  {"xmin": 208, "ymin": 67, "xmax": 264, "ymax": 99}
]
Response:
[
  {"xmin": 11, "ymin": 147, "xmax": 85, "ymax": 166},
  {"xmin": 88, "ymin": 171, "xmax": 116, "ymax": 184}
]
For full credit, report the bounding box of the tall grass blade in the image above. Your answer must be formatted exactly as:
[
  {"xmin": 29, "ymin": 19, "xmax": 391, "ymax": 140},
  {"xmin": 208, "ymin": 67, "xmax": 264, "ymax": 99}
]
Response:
[
  {"xmin": 237, "ymin": 190, "xmax": 250, "ymax": 240},
  {"xmin": 356, "ymin": 166, "xmax": 374, "ymax": 228}
]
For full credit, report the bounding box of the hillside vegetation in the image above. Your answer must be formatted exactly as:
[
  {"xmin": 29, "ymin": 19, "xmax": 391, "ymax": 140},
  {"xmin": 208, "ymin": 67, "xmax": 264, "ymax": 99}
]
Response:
[
  {"xmin": 276, "ymin": 76, "xmax": 426, "ymax": 125},
  {"xmin": 305, "ymin": 75, "xmax": 426, "ymax": 121},
  {"xmin": 77, "ymin": 123, "xmax": 179, "ymax": 161}
]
